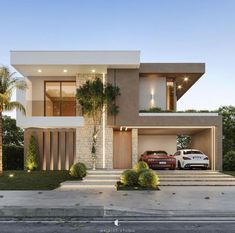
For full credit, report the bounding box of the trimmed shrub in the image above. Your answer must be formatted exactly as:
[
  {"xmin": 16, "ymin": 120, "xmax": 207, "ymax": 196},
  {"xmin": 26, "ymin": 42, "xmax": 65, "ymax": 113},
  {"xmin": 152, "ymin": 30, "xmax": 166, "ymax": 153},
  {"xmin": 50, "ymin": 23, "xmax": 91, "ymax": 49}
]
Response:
[
  {"xmin": 70, "ymin": 162, "xmax": 87, "ymax": 179},
  {"xmin": 26, "ymin": 135, "xmax": 39, "ymax": 171},
  {"xmin": 3, "ymin": 145, "xmax": 24, "ymax": 170},
  {"xmin": 138, "ymin": 169, "xmax": 159, "ymax": 188},
  {"xmin": 223, "ymin": 151, "xmax": 235, "ymax": 170},
  {"xmin": 137, "ymin": 168, "xmax": 149, "ymax": 176},
  {"xmin": 133, "ymin": 161, "xmax": 149, "ymax": 172},
  {"xmin": 120, "ymin": 169, "xmax": 138, "ymax": 186}
]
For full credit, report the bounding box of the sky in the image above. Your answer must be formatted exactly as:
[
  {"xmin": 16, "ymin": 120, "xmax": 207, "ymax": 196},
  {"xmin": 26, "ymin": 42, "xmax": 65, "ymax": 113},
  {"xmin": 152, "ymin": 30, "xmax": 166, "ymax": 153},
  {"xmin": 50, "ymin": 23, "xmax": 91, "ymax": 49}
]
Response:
[{"xmin": 0, "ymin": 0, "xmax": 235, "ymax": 115}]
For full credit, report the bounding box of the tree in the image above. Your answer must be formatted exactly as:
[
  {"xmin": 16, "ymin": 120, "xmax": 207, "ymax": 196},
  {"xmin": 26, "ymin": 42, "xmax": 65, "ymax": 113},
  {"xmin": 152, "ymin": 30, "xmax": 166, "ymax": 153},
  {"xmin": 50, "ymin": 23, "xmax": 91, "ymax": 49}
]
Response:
[
  {"xmin": 3, "ymin": 115, "xmax": 24, "ymax": 170},
  {"xmin": 177, "ymin": 135, "xmax": 191, "ymax": 150},
  {"xmin": 0, "ymin": 66, "xmax": 26, "ymax": 175},
  {"xmin": 25, "ymin": 135, "xmax": 39, "ymax": 171},
  {"xmin": 76, "ymin": 78, "xmax": 120, "ymax": 169},
  {"xmin": 218, "ymin": 106, "xmax": 235, "ymax": 155},
  {"xmin": 3, "ymin": 115, "xmax": 24, "ymax": 146}
]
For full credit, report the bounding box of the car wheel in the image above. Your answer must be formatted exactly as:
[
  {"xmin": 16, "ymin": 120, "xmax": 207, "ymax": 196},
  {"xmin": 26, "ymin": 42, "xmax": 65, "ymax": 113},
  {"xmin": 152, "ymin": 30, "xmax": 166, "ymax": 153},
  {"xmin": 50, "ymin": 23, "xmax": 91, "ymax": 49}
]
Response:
[{"xmin": 178, "ymin": 161, "xmax": 183, "ymax": 170}]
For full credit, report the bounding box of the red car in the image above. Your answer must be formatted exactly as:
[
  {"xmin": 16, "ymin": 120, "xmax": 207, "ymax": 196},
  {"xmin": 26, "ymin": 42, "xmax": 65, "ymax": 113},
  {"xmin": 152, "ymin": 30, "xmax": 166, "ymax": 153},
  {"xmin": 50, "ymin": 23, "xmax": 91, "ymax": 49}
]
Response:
[{"xmin": 139, "ymin": 150, "xmax": 176, "ymax": 170}]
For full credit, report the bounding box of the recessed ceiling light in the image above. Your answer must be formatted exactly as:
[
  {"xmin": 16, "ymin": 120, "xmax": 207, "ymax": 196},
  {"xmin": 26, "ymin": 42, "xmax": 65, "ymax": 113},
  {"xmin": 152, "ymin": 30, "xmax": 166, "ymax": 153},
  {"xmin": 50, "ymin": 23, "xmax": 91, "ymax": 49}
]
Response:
[
  {"xmin": 91, "ymin": 69, "xmax": 95, "ymax": 73},
  {"xmin": 178, "ymin": 85, "xmax": 182, "ymax": 89},
  {"xmin": 184, "ymin": 77, "xmax": 189, "ymax": 82},
  {"xmin": 38, "ymin": 69, "xmax": 42, "ymax": 73},
  {"xmin": 63, "ymin": 69, "xmax": 68, "ymax": 73}
]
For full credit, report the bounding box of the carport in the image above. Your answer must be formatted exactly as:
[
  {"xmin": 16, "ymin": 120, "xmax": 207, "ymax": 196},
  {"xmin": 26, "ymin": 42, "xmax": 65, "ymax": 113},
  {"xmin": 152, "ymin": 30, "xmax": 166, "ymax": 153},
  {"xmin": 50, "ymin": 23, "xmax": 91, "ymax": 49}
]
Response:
[{"xmin": 138, "ymin": 126, "xmax": 217, "ymax": 170}]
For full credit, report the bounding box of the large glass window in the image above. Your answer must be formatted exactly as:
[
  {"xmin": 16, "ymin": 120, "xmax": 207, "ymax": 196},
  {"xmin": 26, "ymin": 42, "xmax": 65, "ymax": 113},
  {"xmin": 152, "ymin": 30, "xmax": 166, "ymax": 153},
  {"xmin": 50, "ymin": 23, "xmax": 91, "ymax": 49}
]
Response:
[
  {"xmin": 166, "ymin": 78, "xmax": 175, "ymax": 111},
  {"xmin": 45, "ymin": 81, "xmax": 76, "ymax": 116}
]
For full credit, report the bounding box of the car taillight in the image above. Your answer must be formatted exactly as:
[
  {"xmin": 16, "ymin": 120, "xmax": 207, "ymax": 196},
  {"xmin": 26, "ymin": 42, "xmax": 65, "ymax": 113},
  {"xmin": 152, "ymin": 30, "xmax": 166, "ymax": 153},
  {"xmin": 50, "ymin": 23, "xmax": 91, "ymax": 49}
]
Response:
[
  {"xmin": 148, "ymin": 158, "xmax": 155, "ymax": 162},
  {"xmin": 183, "ymin": 156, "xmax": 191, "ymax": 160},
  {"xmin": 204, "ymin": 157, "xmax": 209, "ymax": 160}
]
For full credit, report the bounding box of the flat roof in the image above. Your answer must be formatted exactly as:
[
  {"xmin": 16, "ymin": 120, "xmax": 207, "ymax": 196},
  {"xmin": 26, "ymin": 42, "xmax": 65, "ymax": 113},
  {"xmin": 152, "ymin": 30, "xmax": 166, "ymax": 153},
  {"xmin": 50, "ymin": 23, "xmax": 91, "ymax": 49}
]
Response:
[
  {"xmin": 140, "ymin": 63, "xmax": 205, "ymax": 100},
  {"xmin": 11, "ymin": 50, "xmax": 140, "ymax": 76}
]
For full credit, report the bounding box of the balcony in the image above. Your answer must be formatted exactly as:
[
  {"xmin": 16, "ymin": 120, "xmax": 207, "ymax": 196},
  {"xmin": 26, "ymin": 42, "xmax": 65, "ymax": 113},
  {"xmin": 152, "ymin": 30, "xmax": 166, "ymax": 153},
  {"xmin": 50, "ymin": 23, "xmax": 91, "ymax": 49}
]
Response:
[{"xmin": 16, "ymin": 90, "xmax": 84, "ymax": 129}]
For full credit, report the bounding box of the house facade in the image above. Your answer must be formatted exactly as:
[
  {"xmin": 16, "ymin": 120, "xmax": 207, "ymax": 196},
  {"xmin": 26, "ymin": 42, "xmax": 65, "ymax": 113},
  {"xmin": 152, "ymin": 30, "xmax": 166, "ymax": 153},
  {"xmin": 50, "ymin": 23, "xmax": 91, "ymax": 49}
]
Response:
[{"xmin": 11, "ymin": 51, "xmax": 223, "ymax": 171}]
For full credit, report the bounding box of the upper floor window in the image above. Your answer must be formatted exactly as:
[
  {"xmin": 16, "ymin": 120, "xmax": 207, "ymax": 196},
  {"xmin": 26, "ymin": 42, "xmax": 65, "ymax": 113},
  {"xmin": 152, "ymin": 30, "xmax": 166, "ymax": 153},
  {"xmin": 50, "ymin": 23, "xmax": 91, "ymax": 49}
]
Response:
[
  {"xmin": 166, "ymin": 78, "xmax": 175, "ymax": 111},
  {"xmin": 45, "ymin": 81, "xmax": 76, "ymax": 116}
]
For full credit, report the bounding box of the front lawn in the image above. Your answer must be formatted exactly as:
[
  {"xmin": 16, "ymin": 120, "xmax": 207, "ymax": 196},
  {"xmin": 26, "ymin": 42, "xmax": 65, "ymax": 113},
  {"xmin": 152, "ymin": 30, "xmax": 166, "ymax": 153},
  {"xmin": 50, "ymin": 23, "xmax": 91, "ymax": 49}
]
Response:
[
  {"xmin": 0, "ymin": 171, "xmax": 78, "ymax": 190},
  {"xmin": 224, "ymin": 171, "xmax": 235, "ymax": 177}
]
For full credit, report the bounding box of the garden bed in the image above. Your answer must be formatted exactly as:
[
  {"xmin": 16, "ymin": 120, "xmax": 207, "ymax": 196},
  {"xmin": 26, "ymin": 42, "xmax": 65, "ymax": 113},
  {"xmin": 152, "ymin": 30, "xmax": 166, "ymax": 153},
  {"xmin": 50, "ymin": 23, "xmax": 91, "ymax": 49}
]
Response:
[{"xmin": 116, "ymin": 181, "xmax": 160, "ymax": 191}]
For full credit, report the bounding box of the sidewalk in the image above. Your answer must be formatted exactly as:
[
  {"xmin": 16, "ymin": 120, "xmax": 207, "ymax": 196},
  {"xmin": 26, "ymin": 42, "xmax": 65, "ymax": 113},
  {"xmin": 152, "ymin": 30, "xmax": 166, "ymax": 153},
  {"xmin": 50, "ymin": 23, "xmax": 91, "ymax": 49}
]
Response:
[{"xmin": 0, "ymin": 186, "xmax": 234, "ymax": 218}]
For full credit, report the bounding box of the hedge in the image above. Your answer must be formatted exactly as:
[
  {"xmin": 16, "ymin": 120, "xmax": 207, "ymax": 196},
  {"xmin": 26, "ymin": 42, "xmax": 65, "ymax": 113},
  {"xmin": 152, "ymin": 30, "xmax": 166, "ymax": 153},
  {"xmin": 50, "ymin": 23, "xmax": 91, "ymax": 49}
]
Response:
[{"xmin": 3, "ymin": 145, "xmax": 24, "ymax": 170}]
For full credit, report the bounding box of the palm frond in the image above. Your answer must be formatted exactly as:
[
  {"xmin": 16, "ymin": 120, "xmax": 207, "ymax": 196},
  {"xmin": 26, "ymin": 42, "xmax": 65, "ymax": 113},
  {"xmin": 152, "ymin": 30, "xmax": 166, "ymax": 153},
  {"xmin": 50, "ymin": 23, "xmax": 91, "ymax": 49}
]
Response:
[
  {"xmin": 4, "ymin": 101, "xmax": 26, "ymax": 115},
  {"xmin": 0, "ymin": 93, "xmax": 10, "ymax": 103},
  {"xmin": 7, "ymin": 79, "xmax": 27, "ymax": 93}
]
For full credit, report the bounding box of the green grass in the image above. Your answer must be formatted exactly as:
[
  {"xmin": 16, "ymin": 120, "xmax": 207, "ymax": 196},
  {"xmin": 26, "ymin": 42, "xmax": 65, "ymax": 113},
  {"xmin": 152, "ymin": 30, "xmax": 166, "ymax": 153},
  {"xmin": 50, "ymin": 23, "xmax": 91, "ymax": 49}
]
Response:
[
  {"xmin": 224, "ymin": 171, "xmax": 235, "ymax": 177},
  {"xmin": 0, "ymin": 170, "xmax": 79, "ymax": 190}
]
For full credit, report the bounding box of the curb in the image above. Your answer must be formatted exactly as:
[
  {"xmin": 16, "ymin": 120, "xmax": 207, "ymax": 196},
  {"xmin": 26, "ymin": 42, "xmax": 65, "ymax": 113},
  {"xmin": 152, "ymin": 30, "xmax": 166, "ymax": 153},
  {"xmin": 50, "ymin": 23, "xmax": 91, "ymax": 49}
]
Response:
[
  {"xmin": 1, "ymin": 206, "xmax": 235, "ymax": 219},
  {"xmin": 0, "ymin": 206, "xmax": 104, "ymax": 218}
]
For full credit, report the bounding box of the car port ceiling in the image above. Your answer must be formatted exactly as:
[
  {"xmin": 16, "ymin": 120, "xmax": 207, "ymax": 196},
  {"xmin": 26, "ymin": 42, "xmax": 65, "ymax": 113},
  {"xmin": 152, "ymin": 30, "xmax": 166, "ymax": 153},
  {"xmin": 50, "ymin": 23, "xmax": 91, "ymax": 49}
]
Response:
[{"xmin": 138, "ymin": 128, "xmax": 209, "ymax": 135}]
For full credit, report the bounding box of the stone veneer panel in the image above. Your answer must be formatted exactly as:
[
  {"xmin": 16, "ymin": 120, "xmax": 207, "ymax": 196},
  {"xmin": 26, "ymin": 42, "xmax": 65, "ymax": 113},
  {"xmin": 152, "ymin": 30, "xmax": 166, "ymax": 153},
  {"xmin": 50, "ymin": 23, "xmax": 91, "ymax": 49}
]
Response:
[
  {"xmin": 132, "ymin": 128, "xmax": 138, "ymax": 166},
  {"xmin": 75, "ymin": 74, "xmax": 113, "ymax": 169}
]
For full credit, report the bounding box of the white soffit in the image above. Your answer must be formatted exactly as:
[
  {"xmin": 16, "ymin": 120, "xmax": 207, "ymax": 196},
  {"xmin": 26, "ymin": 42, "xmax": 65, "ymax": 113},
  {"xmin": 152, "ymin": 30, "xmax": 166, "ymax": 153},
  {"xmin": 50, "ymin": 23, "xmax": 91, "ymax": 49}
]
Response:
[{"xmin": 10, "ymin": 51, "xmax": 140, "ymax": 76}]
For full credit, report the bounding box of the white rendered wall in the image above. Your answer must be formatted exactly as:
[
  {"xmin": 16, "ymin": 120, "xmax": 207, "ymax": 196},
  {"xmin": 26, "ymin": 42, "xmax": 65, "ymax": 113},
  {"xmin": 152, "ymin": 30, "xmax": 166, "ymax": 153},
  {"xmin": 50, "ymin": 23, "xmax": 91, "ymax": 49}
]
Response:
[{"xmin": 139, "ymin": 77, "xmax": 166, "ymax": 110}]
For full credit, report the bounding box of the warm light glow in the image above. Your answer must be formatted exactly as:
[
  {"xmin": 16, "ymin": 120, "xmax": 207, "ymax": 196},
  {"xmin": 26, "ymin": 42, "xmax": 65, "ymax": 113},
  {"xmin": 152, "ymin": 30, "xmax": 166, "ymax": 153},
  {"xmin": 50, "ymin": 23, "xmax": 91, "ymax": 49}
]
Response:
[
  {"xmin": 125, "ymin": 127, "xmax": 128, "ymax": 131},
  {"xmin": 177, "ymin": 85, "xmax": 182, "ymax": 89},
  {"xmin": 9, "ymin": 174, "xmax": 14, "ymax": 178},
  {"xmin": 120, "ymin": 126, "xmax": 123, "ymax": 131},
  {"xmin": 63, "ymin": 69, "xmax": 68, "ymax": 73},
  {"xmin": 102, "ymin": 73, "xmax": 106, "ymax": 169},
  {"xmin": 184, "ymin": 77, "xmax": 189, "ymax": 82},
  {"xmin": 27, "ymin": 170, "xmax": 31, "ymax": 173},
  {"xmin": 91, "ymin": 69, "xmax": 96, "ymax": 73},
  {"xmin": 37, "ymin": 69, "xmax": 42, "ymax": 73}
]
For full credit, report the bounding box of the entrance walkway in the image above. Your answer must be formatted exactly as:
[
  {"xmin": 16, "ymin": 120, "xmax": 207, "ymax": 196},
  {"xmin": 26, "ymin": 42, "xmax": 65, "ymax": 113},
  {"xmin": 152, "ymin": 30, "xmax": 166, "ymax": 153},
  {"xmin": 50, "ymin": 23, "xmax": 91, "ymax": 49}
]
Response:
[{"xmin": 59, "ymin": 170, "xmax": 235, "ymax": 190}]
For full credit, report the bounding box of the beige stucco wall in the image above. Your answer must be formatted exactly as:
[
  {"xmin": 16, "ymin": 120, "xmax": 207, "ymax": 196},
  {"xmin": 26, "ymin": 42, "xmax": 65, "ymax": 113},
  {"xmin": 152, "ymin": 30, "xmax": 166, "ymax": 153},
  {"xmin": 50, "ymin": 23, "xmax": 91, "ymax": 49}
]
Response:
[
  {"xmin": 191, "ymin": 129, "xmax": 212, "ymax": 168},
  {"xmin": 191, "ymin": 127, "xmax": 222, "ymax": 171},
  {"xmin": 138, "ymin": 135, "xmax": 177, "ymax": 158},
  {"xmin": 139, "ymin": 76, "xmax": 166, "ymax": 110}
]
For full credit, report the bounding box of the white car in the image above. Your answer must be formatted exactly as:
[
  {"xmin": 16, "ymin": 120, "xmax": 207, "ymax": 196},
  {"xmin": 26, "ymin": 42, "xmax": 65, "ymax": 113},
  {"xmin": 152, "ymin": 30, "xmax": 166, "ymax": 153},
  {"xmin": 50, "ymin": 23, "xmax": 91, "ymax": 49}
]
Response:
[{"xmin": 174, "ymin": 149, "xmax": 209, "ymax": 169}]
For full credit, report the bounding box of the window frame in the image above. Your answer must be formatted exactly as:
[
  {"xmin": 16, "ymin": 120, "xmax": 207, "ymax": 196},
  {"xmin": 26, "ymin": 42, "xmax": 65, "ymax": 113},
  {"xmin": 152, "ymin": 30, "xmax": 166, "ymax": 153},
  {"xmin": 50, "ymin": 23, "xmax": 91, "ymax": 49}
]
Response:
[{"xmin": 44, "ymin": 80, "xmax": 76, "ymax": 116}]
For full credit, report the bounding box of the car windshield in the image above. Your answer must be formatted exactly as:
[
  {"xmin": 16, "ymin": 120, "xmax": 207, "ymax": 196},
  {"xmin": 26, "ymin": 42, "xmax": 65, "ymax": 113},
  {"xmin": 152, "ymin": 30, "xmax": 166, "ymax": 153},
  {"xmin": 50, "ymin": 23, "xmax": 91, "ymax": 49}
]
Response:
[
  {"xmin": 146, "ymin": 151, "xmax": 167, "ymax": 155},
  {"xmin": 183, "ymin": 150, "xmax": 203, "ymax": 155}
]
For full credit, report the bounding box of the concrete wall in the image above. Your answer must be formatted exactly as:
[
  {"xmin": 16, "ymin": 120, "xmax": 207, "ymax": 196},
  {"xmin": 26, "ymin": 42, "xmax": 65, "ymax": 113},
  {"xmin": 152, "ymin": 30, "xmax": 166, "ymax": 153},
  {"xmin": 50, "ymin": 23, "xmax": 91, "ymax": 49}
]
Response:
[
  {"xmin": 139, "ymin": 76, "xmax": 166, "ymax": 110},
  {"xmin": 138, "ymin": 135, "xmax": 177, "ymax": 158}
]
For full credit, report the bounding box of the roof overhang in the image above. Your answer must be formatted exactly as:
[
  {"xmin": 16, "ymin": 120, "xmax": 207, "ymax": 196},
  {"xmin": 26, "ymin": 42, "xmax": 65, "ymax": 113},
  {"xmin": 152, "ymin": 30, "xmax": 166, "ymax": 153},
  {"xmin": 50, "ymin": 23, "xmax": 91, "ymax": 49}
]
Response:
[
  {"xmin": 140, "ymin": 63, "xmax": 205, "ymax": 100},
  {"xmin": 11, "ymin": 50, "xmax": 140, "ymax": 76}
]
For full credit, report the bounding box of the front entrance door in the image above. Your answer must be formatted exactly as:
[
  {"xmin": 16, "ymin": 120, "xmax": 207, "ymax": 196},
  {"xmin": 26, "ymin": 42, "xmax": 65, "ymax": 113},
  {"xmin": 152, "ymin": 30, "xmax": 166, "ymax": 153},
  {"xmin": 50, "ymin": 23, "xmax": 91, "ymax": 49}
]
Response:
[{"xmin": 113, "ymin": 131, "xmax": 132, "ymax": 169}]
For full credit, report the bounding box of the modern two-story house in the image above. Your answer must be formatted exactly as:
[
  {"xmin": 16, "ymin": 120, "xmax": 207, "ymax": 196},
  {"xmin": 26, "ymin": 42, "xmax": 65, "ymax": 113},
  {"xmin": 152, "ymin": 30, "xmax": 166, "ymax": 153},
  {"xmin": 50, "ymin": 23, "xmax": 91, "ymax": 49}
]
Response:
[{"xmin": 11, "ymin": 51, "xmax": 222, "ymax": 171}]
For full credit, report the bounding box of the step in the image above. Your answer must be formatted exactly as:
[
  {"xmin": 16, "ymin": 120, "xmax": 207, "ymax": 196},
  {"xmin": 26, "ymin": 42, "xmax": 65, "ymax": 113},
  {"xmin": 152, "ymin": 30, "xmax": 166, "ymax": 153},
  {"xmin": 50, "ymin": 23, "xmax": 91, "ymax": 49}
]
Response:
[
  {"xmin": 160, "ymin": 182, "xmax": 235, "ymax": 186},
  {"xmin": 60, "ymin": 181, "xmax": 116, "ymax": 188},
  {"xmin": 87, "ymin": 174, "xmax": 232, "ymax": 178}
]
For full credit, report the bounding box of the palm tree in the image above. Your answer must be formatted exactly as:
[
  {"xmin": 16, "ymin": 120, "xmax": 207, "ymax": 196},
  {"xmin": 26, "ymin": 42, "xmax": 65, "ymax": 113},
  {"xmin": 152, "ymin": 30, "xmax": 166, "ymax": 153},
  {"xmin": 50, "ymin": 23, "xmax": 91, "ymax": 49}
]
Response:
[{"xmin": 0, "ymin": 66, "xmax": 27, "ymax": 175}]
